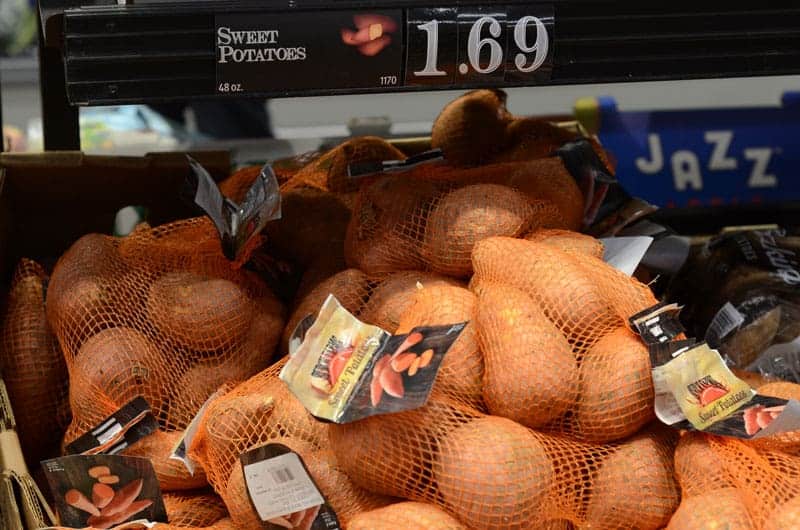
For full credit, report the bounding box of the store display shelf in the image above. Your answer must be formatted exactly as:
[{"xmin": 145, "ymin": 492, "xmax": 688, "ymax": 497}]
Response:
[{"xmin": 40, "ymin": 1, "xmax": 800, "ymax": 106}]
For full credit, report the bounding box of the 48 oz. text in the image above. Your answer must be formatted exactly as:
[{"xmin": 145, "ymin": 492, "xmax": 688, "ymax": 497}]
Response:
[{"xmin": 218, "ymin": 83, "xmax": 244, "ymax": 93}]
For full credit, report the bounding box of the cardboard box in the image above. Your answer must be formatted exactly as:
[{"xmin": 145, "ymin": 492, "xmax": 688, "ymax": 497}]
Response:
[{"xmin": 0, "ymin": 151, "xmax": 230, "ymax": 283}]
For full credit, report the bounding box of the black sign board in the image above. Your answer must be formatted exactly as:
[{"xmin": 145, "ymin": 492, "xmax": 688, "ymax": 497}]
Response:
[{"xmin": 216, "ymin": 5, "xmax": 553, "ymax": 95}]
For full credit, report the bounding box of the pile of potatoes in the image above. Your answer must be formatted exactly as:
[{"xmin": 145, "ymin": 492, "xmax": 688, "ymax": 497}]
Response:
[
  {"xmin": 26, "ymin": 89, "xmax": 800, "ymax": 530},
  {"xmin": 45, "ymin": 219, "xmax": 286, "ymax": 492}
]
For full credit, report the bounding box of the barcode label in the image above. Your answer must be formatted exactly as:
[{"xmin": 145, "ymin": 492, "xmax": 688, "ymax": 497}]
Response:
[
  {"xmin": 708, "ymin": 303, "xmax": 746, "ymax": 341},
  {"xmin": 270, "ymin": 467, "xmax": 294, "ymax": 484},
  {"xmin": 243, "ymin": 452, "xmax": 324, "ymax": 522}
]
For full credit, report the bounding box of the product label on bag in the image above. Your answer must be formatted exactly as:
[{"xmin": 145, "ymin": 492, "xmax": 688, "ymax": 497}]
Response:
[
  {"xmin": 185, "ymin": 157, "xmax": 281, "ymax": 262},
  {"xmin": 65, "ymin": 398, "xmax": 159, "ymax": 456},
  {"xmin": 632, "ymin": 302, "xmax": 800, "ymax": 439},
  {"xmin": 280, "ymin": 295, "xmax": 465, "ymax": 423},
  {"xmin": 42, "ymin": 455, "xmax": 166, "ymax": 529},
  {"xmin": 241, "ymin": 443, "xmax": 341, "ymax": 530}
]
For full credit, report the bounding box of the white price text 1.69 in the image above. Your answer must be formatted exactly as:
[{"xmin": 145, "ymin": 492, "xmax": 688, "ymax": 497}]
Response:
[
  {"xmin": 414, "ymin": 15, "xmax": 548, "ymax": 77},
  {"xmin": 218, "ymin": 82, "xmax": 243, "ymax": 93}
]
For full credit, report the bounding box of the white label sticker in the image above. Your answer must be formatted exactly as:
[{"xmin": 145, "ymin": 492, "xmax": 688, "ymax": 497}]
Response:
[
  {"xmin": 243, "ymin": 452, "xmax": 324, "ymax": 522},
  {"xmin": 708, "ymin": 302, "xmax": 746, "ymax": 340}
]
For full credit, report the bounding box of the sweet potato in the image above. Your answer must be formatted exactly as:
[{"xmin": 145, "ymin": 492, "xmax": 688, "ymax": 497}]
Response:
[
  {"xmin": 490, "ymin": 118, "xmax": 579, "ymax": 163},
  {"xmin": 673, "ymin": 432, "xmax": 733, "ymax": 497},
  {"xmin": 122, "ymin": 430, "xmax": 208, "ymax": 491},
  {"xmin": 585, "ymin": 429, "xmax": 679, "ymax": 530},
  {"xmin": 146, "ymin": 273, "xmax": 252, "ymax": 352},
  {"xmin": 472, "ymin": 237, "xmax": 617, "ymax": 345},
  {"xmin": 0, "ymin": 260, "xmax": 70, "ymax": 467},
  {"xmin": 282, "ymin": 268, "xmax": 370, "ymax": 354},
  {"xmin": 422, "ymin": 184, "xmax": 534, "ymax": 277},
  {"xmin": 358, "ymin": 271, "xmax": 458, "ymax": 330},
  {"xmin": 525, "ymin": 229, "xmax": 604, "ymax": 258},
  {"xmin": 195, "ymin": 374, "xmax": 328, "ymax": 491},
  {"xmin": 667, "ymin": 488, "xmax": 755, "ymax": 530},
  {"xmin": 431, "ymin": 89, "xmax": 511, "ymax": 166},
  {"xmin": 70, "ymin": 327, "xmax": 167, "ymax": 420},
  {"xmin": 329, "ymin": 394, "xmax": 469, "ymax": 499},
  {"xmin": 344, "ymin": 175, "xmax": 437, "ymax": 275},
  {"xmin": 764, "ymin": 495, "xmax": 800, "ymax": 530},
  {"xmin": 506, "ymin": 159, "xmax": 585, "ymax": 231},
  {"xmin": 47, "ymin": 233, "xmax": 122, "ymax": 347},
  {"xmin": 476, "ymin": 283, "xmax": 577, "ymax": 428},
  {"xmin": 303, "ymin": 450, "xmax": 393, "ymax": 524},
  {"xmin": 435, "ymin": 416, "xmax": 553, "ymax": 530},
  {"xmin": 731, "ymin": 368, "xmax": 779, "ymax": 390},
  {"xmin": 348, "ymin": 502, "xmax": 467, "ymax": 530},
  {"xmin": 163, "ymin": 492, "xmax": 227, "ymax": 527},
  {"xmin": 396, "ymin": 284, "xmax": 483, "ymax": 405},
  {"xmin": 575, "ymin": 327, "xmax": 654, "ymax": 442}
]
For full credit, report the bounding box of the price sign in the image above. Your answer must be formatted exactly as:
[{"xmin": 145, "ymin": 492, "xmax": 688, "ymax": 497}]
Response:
[
  {"xmin": 405, "ymin": 5, "xmax": 554, "ymax": 87},
  {"xmin": 215, "ymin": 5, "xmax": 553, "ymax": 95}
]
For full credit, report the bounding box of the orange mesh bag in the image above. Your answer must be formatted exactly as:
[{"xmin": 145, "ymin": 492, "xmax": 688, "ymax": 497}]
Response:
[
  {"xmin": 525, "ymin": 228, "xmax": 605, "ymax": 258},
  {"xmin": 0, "ymin": 259, "xmax": 70, "ymax": 468},
  {"xmin": 470, "ymin": 237, "xmax": 657, "ymax": 442},
  {"xmin": 345, "ymin": 170, "xmax": 569, "ymax": 277},
  {"xmin": 282, "ymin": 136, "xmax": 406, "ymax": 193},
  {"xmin": 187, "ymin": 359, "xmax": 328, "ymax": 494},
  {"xmin": 670, "ymin": 431, "xmax": 800, "ymax": 529},
  {"xmin": 344, "ymin": 174, "xmax": 438, "ymax": 275},
  {"xmin": 163, "ymin": 492, "xmax": 228, "ymax": 527},
  {"xmin": 348, "ymin": 501, "xmax": 468, "ymax": 530},
  {"xmin": 187, "ymin": 362, "xmax": 391, "ymax": 528},
  {"xmin": 48, "ymin": 219, "xmax": 285, "ymax": 490},
  {"xmin": 505, "ymin": 158, "xmax": 586, "ymax": 231},
  {"xmin": 329, "ymin": 388, "xmax": 679, "ymax": 530},
  {"xmin": 420, "ymin": 183, "xmax": 535, "ymax": 277}
]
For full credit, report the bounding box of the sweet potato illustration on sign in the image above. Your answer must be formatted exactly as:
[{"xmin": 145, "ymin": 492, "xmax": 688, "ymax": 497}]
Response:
[{"xmin": 341, "ymin": 14, "xmax": 397, "ymax": 56}]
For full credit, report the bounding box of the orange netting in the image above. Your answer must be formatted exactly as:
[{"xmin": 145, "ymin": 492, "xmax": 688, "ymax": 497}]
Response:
[
  {"xmin": 0, "ymin": 259, "xmax": 70, "ymax": 469},
  {"xmin": 281, "ymin": 136, "xmax": 406, "ymax": 193},
  {"xmin": 344, "ymin": 167, "xmax": 579, "ymax": 277},
  {"xmin": 348, "ymin": 501, "xmax": 468, "ymax": 529},
  {"xmin": 47, "ymin": 218, "xmax": 286, "ymax": 491},
  {"xmin": 163, "ymin": 491, "xmax": 228, "ymax": 527},
  {"xmin": 470, "ymin": 237, "xmax": 657, "ymax": 442},
  {"xmin": 187, "ymin": 360, "xmax": 393, "ymax": 528},
  {"xmin": 328, "ymin": 395, "xmax": 678, "ymax": 530},
  {"xmin": 524, "ymin": 228, "xmax": 605, "ymax": 258}
]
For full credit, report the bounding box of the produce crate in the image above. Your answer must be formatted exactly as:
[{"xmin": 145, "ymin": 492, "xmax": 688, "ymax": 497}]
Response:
[{"xmin": 0, "ymin": 151, "xmax": 231, "ymax": 283}]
